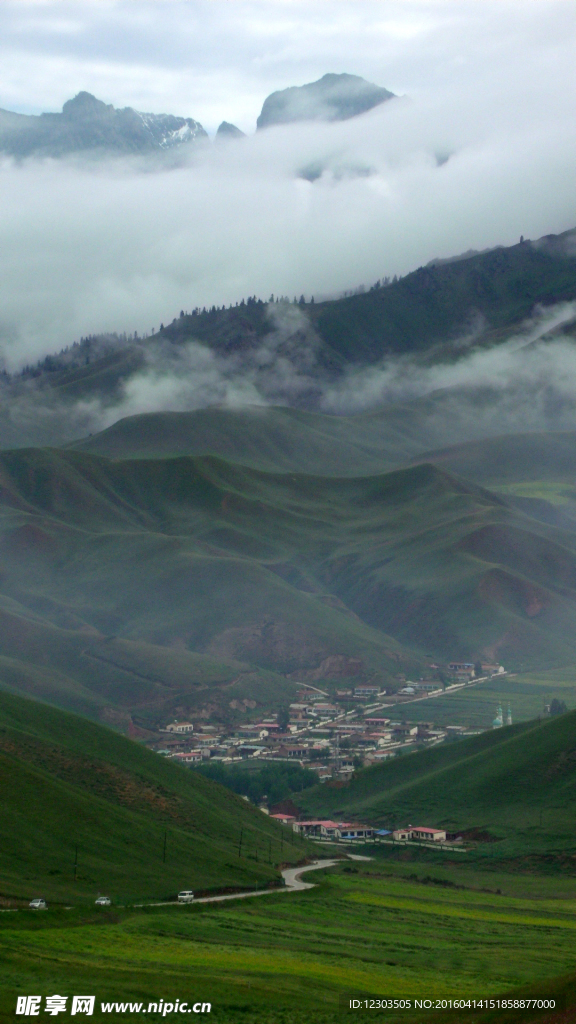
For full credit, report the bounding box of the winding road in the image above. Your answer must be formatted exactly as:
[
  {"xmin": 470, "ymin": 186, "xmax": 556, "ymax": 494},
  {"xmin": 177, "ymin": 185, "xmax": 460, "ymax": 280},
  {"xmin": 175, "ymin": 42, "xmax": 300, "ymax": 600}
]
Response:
[{"xmin": 134, "ymin": 859, "xmax": 341, "ymax": 908}]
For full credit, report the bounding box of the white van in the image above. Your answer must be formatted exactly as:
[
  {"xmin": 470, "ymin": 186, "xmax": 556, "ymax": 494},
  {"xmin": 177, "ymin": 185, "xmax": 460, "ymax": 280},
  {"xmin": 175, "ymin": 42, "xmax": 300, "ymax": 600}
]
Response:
[{"xmin": 177, "ymin": 890, "xmax": 195, "ymax": 903}]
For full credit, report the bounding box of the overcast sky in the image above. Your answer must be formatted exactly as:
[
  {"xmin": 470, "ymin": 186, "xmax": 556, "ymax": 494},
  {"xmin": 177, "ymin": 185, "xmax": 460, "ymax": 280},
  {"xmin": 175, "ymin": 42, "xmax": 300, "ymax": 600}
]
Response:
[
  {"xmin": 2, "ymin": 0, "xmax": 574, "ymax": 133},
  {"xmin": 1, "ymin": 1, "xmax": 576, "ymax": 367}
]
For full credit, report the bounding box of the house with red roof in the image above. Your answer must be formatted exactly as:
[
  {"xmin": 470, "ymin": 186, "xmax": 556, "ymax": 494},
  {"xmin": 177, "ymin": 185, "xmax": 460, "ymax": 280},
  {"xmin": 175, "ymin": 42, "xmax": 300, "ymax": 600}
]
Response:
[{"xmin": 392, "ymin": 826, "xmax": 446, "ymax": 842}]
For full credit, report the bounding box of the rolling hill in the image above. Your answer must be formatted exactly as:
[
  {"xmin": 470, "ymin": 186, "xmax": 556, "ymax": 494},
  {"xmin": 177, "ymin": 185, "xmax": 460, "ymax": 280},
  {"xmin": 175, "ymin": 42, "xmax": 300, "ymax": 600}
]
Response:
[
  {"xmin": 300, "ymin": 710, "xmax": 576, "ymax": 858},
  {"xmin": 413, "ymin": 430, "xmax": 576, "ymax": 531},
  {"xmin": 0, "ymin": 689, "xmax": 307, "ymax": 904},
  {"xmin": 69, "ymin": 402, "xmax": 576, "ymax": 482},
  {"xmin": 5, "ymin": 446, "xmax": 576, "ymax": 727},
  {"xmin": 415, "ymin": 431, "xmax": 576, "ymax": 487},
  {"xmin": 68, "ymin": 406, "xmax": 409, "ymax": 471},
  {"xmin": 0, "ymin": 447, "xmax": 423, "ymax": 723}
]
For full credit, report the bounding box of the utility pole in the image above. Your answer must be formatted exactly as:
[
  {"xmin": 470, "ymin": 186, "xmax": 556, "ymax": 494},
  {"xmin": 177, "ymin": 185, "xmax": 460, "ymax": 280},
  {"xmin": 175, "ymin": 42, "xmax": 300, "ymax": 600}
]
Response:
[
  {"xmin": 162, "ymin": 831, "xmax": 167, "ymax": 864},
  {"xmin": 268, "ymin": 839, "xmax": 271, "ymax": 864},
  {"xmin": 238, "ymin": 829, "xmax": 243, "ymax": 858},
  {"xmin": 74, "ymin": 844, "xmax": 78, "ymax": 883}
]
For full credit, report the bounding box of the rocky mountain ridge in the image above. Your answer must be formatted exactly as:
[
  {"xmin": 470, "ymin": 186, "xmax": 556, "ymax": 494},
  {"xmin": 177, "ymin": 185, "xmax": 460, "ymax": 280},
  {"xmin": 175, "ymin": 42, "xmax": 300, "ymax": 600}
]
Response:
[
  {"xmin": 0, "ymin": 90, "xmax": 207, "ymax": 158},
  {"xmin": 0, "ymin": 73, "xmax": 394, "ymax": 158},
  {"xmin": 256, "ymin": 72, "xmax": 395, "ymax": 129}
]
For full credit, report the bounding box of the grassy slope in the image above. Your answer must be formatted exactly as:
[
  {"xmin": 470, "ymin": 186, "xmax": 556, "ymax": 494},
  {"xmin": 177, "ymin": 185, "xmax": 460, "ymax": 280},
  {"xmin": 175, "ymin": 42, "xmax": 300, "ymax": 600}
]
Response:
[
  {"xmin": 69, "ymin": 414, "xmax": 576, "ymax": 484},
  {"xmin": 69, "ymin": 407, "xmax": 409, "ymax": 472},
  {"xmin": 383, "ymin": 669, "xmax": 576, "ymax": 730},
  {"xmin": 0, "ymin": 449, "xmax": 430, "ymax": 719},
  {"xmin": 74, "ymin": 395, "xmax": 544, "ymax": 474},
  {"xmin": 0, "ymin": 689, "xmax": 309, "ymax": 904},
  {"xmin": 300, "ymin": 710, "xmax": 576, "ymax": 854},
  {"xmin": 415, "ymin": 431, "xmax": 576, "ymax": 486},
  {"xmin": 4, "ymin": 448, "xmax": 576, "ymax": 724},
  {"xmin": 1, "ymin": 864, "xmax": 576, "ymax": 1024},
  {"xmin": 411, "ymin": 431, "xmax": 576, "ymax": 550},
  {"xmin": 0, "ymin": 601, "xmax": 296, "ymax": 725}
]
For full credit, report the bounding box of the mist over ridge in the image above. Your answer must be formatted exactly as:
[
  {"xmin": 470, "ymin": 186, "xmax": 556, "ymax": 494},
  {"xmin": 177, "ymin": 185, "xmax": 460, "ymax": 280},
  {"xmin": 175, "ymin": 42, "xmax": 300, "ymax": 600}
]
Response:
[
  {"xmin": 2, "ymin": 228, "xmax": 576, "ymax": 454},
  {"xmin": 1, "ymin": 52, "xmax": 576, "ymax": 370}
]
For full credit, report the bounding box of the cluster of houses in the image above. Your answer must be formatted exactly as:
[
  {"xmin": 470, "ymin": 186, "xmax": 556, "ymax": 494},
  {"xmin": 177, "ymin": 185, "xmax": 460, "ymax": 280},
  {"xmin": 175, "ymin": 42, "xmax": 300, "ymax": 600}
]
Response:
[
  {"xmin": 266, "ymin": 815, "xmax": 457, "ymax": 846},
  {"xmin": 268, "ymin": 818, "xmax": 377, "ymax": 840},
  {"xmin": 147, "ymin": 662, "xmax": 504, "ymax": 776}
]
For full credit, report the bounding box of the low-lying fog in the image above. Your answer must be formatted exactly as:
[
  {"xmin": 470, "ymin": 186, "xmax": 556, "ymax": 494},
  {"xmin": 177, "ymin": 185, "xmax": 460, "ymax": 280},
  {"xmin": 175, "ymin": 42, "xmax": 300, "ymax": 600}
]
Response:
[
  {"xmin": 1, "ymin": 58, "xmax": 576, "ymax": 370},
  {"xmin": 6, "ymin": 302, "xmax": 576, "ymax": 450}
]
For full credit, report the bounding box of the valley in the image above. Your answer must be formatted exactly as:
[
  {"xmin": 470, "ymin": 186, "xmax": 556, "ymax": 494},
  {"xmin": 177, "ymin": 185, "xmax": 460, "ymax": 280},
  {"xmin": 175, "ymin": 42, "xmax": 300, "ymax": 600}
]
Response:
[{"xmin": 2, "ymin": 216, "xmax": 576, "ymax": 1022}]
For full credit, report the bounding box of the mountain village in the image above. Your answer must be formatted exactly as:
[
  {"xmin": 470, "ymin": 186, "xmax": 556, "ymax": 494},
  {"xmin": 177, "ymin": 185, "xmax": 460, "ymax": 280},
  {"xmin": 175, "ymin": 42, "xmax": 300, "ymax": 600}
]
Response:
[{"xmin": 144, "ymin": 661, "xmax": 507, "ymax": 784}]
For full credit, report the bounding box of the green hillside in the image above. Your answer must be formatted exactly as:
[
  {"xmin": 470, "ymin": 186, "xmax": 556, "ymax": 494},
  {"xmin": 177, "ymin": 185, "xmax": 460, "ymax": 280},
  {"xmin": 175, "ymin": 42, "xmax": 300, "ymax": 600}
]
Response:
[
  {"xmin": 0, "ymin": 448, "xmax": 427, "ymax": 720},
  {"xmin": 414, "ymin": 430, "xmax": 576, "ymax": 532},
  {"xmin": 68, "ymin": 411, "xmax": 576, "ymax": 489},
  {"xmin": 76, "ymin": 404, "xmax": 574, "ymax": 476},
  {"xmin": 0, "ymin": 606, "xmax": 296, "ymax": 724},
  {"xmin": 300, "ymin": 710, "xmax": 576, "ymax": 857},
  {"xmin": 69, "ymin": 406, "xmax": 410, "ymax": 472},
  {"xmin": 4, "ymin": 227, "xmax": 575, "ymax": 458},
  {"xmin": 161, "ymin": 229, "xmax": 576, "ymax": 365},
  {"xmin": 0, "ymin": 689, "xmax": 308, "ymax": 904},
  {"xmin": 379, "ymin": 667, "xmax": 576, "ymax": 730},
  {"xmin": 416, "ymin": 431, "xmax": 576, "ymax": 487},
  {"xmin": 5, "ymin": 447, "xmax": 576, "ymax": 723},
  {"xmin": 310, "ymin": 231, "xmax": 576, "ymax": 362}
]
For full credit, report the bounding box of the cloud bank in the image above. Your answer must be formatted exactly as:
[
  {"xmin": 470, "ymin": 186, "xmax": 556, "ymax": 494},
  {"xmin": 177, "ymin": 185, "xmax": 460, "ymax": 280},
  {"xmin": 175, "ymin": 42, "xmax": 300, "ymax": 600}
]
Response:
[
  {"xmin": 0, "ymin": 1, "xmax": 575, "ymax": 372},
  {"xmin": 1, "ymin": 64, "xmax": 576, "ymax": 371}
]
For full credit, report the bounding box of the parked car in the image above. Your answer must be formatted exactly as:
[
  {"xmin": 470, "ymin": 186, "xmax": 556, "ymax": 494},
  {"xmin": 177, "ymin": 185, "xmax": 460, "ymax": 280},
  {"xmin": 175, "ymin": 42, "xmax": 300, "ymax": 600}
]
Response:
[
  {"xmin": 177, "ymin": 890, "xmax": 195, "ymax": 903},
  {"xmin": 29, "ymin": 899, "xmax": 47, "ymax": 909},
  {"xmin": 95, "ymin": 896, "xmax": 111, "ymax": 906}
]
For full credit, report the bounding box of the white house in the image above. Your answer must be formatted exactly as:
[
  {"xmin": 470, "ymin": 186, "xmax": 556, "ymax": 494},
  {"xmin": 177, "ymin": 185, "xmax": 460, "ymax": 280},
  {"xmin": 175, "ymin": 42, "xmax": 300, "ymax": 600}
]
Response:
[
  {"xmin": 411, "ymin": 827, "xmax": 446, "ymax": 842},
  {"xmin": 337, "ymin": 823, "xmax": 374, "ymax": 840},
  {"xmin": 392, "ymin": 828, "xmax": 412, "ymax": 841},
  {"xmin": 163, "ymin": 722, "xmax": 194, "ymax": 734},
  {"xmin": 392, "ymin": 826, "xmax": 446, "ymax": 842},
  {"xmin": 292, "ymin": 819, "xmax": 340, "ymax": 838},
  {"xmin": 354, "ymin": 686, "xmax": 381, "ymax": 699}
]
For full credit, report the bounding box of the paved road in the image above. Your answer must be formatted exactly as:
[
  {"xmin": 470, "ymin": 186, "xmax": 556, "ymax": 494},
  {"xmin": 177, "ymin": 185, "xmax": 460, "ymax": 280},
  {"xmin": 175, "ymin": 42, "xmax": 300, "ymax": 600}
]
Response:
[
  {"xmin": 134, "ymin": 859, "xmax": 340, "ymax": 908},
  {"xmin": 280, "ymin": 859, "xmax": 338, "ymax": 891}
]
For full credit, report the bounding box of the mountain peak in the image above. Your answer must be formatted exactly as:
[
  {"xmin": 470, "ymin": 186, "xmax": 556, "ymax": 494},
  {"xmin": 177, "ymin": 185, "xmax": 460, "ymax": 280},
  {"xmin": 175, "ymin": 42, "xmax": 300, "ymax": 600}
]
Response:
[
  {"xmin": 0, "ymin": 92, "xmax": 207, "ymax": 158},
  {"xmin": 61, "ymin": 91, "xmax": 114, "ymax": 120},
  {"xmin": 257, "ymin": 72, "xmax": 395, "ymax": 129},
  {"xmin": 216, "ymin": 121, "xmax": 246, "ymax": 139}
]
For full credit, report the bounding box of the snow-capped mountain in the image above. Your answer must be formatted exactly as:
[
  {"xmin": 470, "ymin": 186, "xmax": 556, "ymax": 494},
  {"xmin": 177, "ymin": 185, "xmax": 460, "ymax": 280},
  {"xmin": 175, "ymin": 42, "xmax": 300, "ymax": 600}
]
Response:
[{"xmin": 0, "ymin": 91, "xmax": 207, "ymax": 158}]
